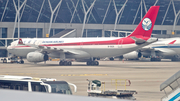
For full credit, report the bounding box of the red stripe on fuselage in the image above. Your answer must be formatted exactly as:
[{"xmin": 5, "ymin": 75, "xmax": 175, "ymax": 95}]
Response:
[
  {"xmin": 11, "ymin": 37, "xmax": 149, "ymax": 48},
  {"xmin": 41, "ymin": 37, "xmax": 136, "ymax": 47}
]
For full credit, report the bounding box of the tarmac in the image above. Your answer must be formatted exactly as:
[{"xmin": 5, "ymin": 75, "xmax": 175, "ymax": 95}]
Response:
[{"xmin": 0, "ymin": 59, "xmax": 179, "ymax": 101}]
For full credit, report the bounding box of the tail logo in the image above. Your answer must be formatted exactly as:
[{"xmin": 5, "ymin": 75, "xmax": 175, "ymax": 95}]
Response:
[{"xmin": 142, "ymin": 18, "xmax": 152, "ymax": 31}]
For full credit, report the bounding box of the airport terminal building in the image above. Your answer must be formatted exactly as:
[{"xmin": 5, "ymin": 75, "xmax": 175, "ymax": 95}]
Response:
[{"xmin": 0, "ymin": 0, "xmax": 180, "ymax": 56}]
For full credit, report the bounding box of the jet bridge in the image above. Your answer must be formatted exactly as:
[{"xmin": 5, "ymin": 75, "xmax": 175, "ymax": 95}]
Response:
[{"xmin": 160, "ymin": 70, "xmax": 180, "ymax": 101}]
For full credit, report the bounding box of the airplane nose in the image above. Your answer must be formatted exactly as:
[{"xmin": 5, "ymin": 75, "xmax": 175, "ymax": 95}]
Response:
[{"xmin": 7, "ymin": 46, "xmax": 13, "ymax": 51}]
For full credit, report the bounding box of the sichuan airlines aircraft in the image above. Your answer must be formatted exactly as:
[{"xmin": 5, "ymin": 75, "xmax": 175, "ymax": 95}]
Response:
[{"xmin": 7, "ymin": 6, "xmax": 160, "ymax": 66}]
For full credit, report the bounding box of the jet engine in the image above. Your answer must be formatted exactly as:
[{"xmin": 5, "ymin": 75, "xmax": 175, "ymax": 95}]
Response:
[
  {"xmin": 123, "ymin": 51, "xmax": 142, "ymax": 60},
  {"xmin": 27, "ymin": 52, "xmax": 49, "ymax": 62}
]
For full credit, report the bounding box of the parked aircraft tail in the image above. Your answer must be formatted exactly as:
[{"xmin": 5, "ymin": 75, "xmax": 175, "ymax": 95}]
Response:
[
  {"xmin": 128, "ymin": 6, "xmax": 160, "ymax": 38},
  {"xmin": 168, "ymin": 40, "xmax": 176, "ymax": 44},
  {"xmin": 18, "ymin": 38, "xmax": 24, "ymax": 45}
]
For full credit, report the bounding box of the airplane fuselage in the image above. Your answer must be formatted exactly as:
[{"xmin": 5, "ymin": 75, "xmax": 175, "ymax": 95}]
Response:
[{"xmin": 7, "ymin": 37, "xmax": 149, "ymax": 59}]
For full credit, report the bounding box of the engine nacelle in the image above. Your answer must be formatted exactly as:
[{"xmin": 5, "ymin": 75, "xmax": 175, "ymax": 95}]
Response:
[
  {"xmin": 27, "ymin": 52, "xmax": 49, "ymax": 62},
  {"xmin": 123, "ymin": 51, "xmax": 142, "ymax": 60}
]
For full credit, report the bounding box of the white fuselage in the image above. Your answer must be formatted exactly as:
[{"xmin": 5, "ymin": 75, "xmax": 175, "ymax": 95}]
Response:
[
  {"xmin": 140, "ymin": 37, "xmax": 180, "ymax": 59},
  {"xmin": 7, "ymin": 37, "xmax": 148, "ymax": 59},
  {"xmin": 147, "ymin": 38, "xmax": 180, "ymax": 54}
]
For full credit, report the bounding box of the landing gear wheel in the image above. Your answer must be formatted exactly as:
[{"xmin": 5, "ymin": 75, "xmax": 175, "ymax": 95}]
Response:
[
  {"xmin": 109, "ymin": 57, "xmax": 114, "ymax": 61},
  {"xmin": 59, "ymin": 61, "xmax": 64, "ymax": 66},
  {"xmin": 87, "ymin": 61, "xmax": 90, "ymax": 66},
  {"xmin": 86, "ymin": 61, "xmax": 99, "ymax": 66},
  {"xmin": 20, "ymin": 60, "xmax": 24, "ymax": 64},
  {"xmin": 67, "ymin": 61, "xmax": 72, "ymax": 66},
  {"xmin": 95, "ymin": 61, "xmax": 99, "ymax": 66},
  {"xmin": 3, "ymin": 59, "xmax": 7, "ymax": 63},
  {"xmin": 150, "ymin": 58, "xmax": 161, "ymax": 61},
  {"xmin": 59, "ymin": 61, "xmax": 72, "ymax": 66}
]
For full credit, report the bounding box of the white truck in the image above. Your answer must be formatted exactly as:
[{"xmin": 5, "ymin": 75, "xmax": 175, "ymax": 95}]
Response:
[{"xmin": 0, "ymin": 75, "xmax": 77, "ymax": 95}]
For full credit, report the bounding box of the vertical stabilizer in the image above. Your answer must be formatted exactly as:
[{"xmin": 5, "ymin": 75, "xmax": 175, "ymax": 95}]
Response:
[
  {"xmin": 18, "ymin": 38, "xmax": 24, "ymax": 45},
  {"xmin": 128, "ymin": 6, "xmax": 160, "ymax": 38}
]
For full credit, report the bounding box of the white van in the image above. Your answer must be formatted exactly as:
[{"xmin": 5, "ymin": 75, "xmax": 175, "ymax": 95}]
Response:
[
  {"xmin": 0, "ymin": 57, "xmax": 18, "ymax": 63},
  {"xmin": 0, "ymin": 75, "xmax": 76, "ymax": 95}
]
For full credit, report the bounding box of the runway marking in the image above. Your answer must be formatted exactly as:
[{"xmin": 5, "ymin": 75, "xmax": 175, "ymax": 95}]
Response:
[{"xmin": 60, "ymin": 74, "xmax": 108, "ymax": 76}]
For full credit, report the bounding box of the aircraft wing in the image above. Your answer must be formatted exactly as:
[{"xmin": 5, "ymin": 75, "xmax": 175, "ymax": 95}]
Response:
[{"xmin": 18, "ymin": 38, "xmax": 80, "ymax": 55}]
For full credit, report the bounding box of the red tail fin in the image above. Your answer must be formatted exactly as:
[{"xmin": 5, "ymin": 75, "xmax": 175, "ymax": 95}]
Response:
[
  {"xmin": 18, "ymin": 38, "xmax": 23, "ymax": 44},
  {"xmin": 168, "ymin": 40, "xmax": 176, "ymax": 44},
  {"xmin": 128, "ymin": 6, "xmax": 160, "ymax": 38}
]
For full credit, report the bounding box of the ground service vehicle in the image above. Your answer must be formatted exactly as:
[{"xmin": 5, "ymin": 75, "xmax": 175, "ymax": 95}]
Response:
[
  {"xmin": 0, "ymin": 75, "xmax": 76, "ymax": 95},
  {"xmin": 0, "ymin": 57, "xmax": 19, "ymax": 63},
  {"xmin": 87, "ymin": 79, "xmax": 137, "ymax": 100}
]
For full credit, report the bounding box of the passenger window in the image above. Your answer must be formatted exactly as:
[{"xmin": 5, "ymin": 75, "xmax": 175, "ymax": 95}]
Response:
[
  {"xmin": 28, "ymin": 40, "xmax": 31, "ymax": 43},
  {"xmin": 0, "ymin": 81, "xmax": 28, "ymax": 91},
  {"xmin": 33, "ymin": 40, "xmax": 37, "ymax": 44}
]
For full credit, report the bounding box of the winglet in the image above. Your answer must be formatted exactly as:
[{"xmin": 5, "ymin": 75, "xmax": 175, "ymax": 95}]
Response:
[
  {"xmin": 18, "ymin": 38, "xmax": 24, "ymax": 45},
  {"xmin": 168, "ymin": 40, "xmax": 176, "ymax": 44},
  {"xmin": 128, "ymin": 6, "xmax": 160, "ymax": 38}
]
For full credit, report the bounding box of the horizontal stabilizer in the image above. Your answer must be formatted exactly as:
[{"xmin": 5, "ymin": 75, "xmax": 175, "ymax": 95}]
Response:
[
  {"xmin": 130, "ymin": 36, "xmax": 146, "ymax": 45},
  {"xmin": 130, "ymin": 37, "xmax": 158, "ymax": 45}
]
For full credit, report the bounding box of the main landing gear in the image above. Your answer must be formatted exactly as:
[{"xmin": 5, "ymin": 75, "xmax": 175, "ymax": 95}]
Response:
[
  {"xmin": 86, "ymin": 61, "xmax": 99, "ymax": 66},
  {"xmin": 19, "ymin": 59, "xmax": 24, "ymax": 64},
  {"xmin": 59, "ymin": 60, "xmax": 72, "ymax": 66},
  {"xmin": 150, "ymin": 57, "xmax": 161, "ymax": 61},
  {"xmin": 19, "ymin": 57, "xmax": 24, "ymax": 64}
]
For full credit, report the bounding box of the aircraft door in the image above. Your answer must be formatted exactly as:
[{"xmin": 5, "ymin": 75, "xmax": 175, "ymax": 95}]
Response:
[
  {"xmin": 118, "ymin": 39, "xmax": 123, "ymax": 48},
  {"xmin": 80, "ymin": 41, "xmax": 83, "ymax": 48}
]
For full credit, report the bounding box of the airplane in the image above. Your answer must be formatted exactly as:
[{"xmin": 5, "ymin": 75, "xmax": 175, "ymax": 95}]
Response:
[
  {"xmin": 121, "ymin": 37, "xmax": 180, "ymax": 61},
  {"xmin": 7, "ymin": 6, "xmax": 160, "ymax": 66}
]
